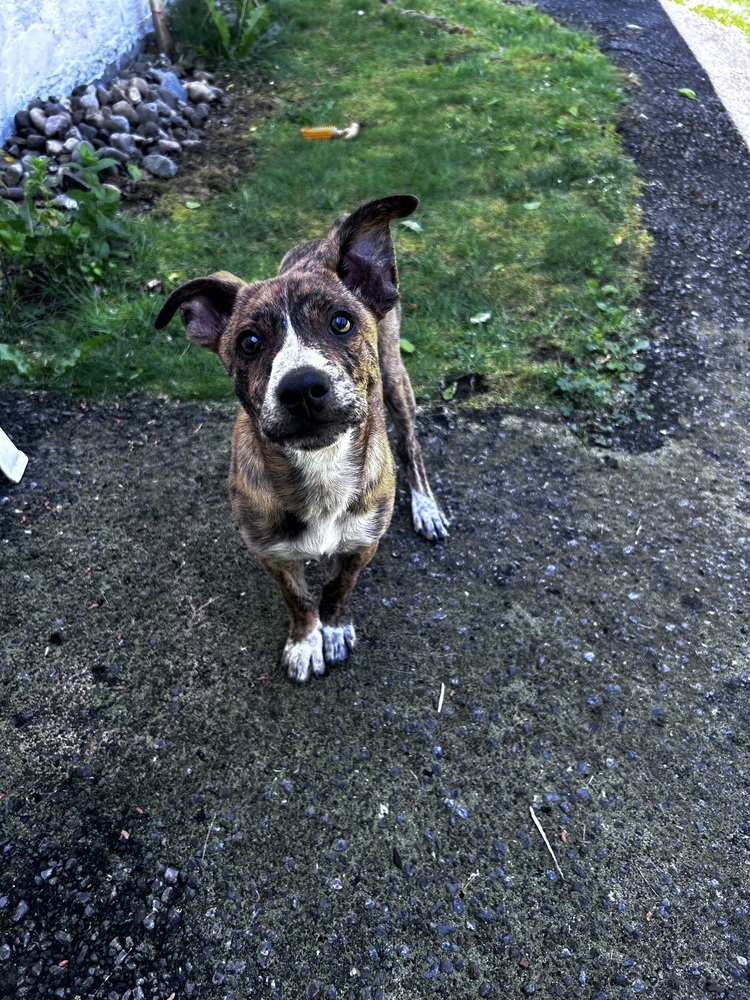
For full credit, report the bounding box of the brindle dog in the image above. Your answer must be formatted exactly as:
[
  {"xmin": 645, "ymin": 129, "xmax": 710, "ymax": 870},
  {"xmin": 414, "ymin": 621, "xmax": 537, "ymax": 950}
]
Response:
[{"xmin": 155, "ymin": 195, "xmax": 448, "ymax": 681}]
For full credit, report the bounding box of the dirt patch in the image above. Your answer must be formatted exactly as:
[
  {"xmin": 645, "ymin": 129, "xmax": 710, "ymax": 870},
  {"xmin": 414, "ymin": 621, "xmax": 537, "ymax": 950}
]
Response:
[{"xmin": 122, "ymin": 83, "xmax": 276, "ymax": 208}]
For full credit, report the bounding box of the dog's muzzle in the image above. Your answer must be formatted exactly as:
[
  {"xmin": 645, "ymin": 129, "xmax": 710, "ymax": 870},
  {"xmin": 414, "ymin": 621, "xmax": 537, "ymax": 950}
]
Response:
[
  {"xmin": 261, "ymin": 364, "xmax": 364, "ymax": 449},
  {"xmin": 277, "ymin": 366, "xmax": 331, "ymax": 420}
]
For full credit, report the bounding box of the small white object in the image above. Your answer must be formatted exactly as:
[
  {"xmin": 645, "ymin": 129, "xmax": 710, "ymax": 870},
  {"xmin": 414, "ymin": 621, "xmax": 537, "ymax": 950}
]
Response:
[{"xmin": 0, "ymin": 426, "xmax": 27, "ymax": 483}]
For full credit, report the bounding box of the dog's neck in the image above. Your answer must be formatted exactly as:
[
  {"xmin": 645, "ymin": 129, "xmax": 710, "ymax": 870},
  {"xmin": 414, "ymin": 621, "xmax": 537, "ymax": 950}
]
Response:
[{"xmin": 282, "ymin": 428, "xmax": 359, "ymax": 513}]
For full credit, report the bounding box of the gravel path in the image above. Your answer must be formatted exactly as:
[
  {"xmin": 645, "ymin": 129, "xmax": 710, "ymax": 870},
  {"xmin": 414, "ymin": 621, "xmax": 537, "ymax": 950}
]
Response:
[{"xmin": 1, "ymin": 1, "xmax": 749, "ymax": 997}]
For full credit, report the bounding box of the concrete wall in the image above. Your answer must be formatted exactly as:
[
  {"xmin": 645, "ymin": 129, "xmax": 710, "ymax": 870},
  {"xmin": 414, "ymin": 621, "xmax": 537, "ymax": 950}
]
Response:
[{"xmin": 0, "ymin": 0, "xmax": 156, "ymax": 142}]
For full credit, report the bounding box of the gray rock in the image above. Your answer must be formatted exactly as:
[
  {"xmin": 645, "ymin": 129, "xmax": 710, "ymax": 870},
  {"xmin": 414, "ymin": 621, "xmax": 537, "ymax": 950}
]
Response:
[
  {"xmin": 45, "ymin": 112, "xmax": 72, "ymax": 136},
  {"xmin": 142, "ymin": 153, "xmax": 177, "ymax": 178},
  {"xmin": 136, "ymin": 102, "xmax": 161, "ymax": 126},
  {"xmin": 2, "ymin": 187, "xmax": 23, "ymax": 201},
  {"xmin": 181, "ymin": 139, "xmax": 202, "ymax": 152},
  {"xmin": 192, "ymin": 102, "xmax": 211, "ymax": 122},
  {"xmin": 152, "ymin": 69, "xmax": 188, "ymax": 102},
  {"xmin": 78, "ymin": 87, "xmax": 99, "ymax": 111},
  {"xmin": 26, "ymin": 134, "xmax": 47, "ymax": 152},
  {"xmin": 46, "ymin": 139, "xmax": 65, "ymax": 156},
  {"xmin": 130, "ymin": 77, "xmax": 150, "ymax": 98},
  {"xmin": 126, "ymin": 85, "xmax": 142, "ymax": 105},
  {"xmin": 29, "ymin": 107, "xmax": 47, "ymax": 132},
  {"xmin": 137, "ymin": 121, "xmax": 169, "ymax": 141},
  {"xmin": 153, "ymin": 139, "xmax": 182, "ymax": 156},
  {"xmin": 63, "ymin": 136, "xmax": 81, "ymax": 153},
  {"xmin": 156, "ymin": 86, "xmax": 178, "ymax": 109},
  {"xmin": 110, "ymin": 133, "xmax": 140, "ymax": 158},
  {"xmin": 104, "ymin": 115, "xmax": 131, "ymax": 134},
  {"xmin": 193, "ymin": 70, "xmax": 215, "ymax": 83},
  {"xmin": 3, "ymin": 162, "xmax": 24, "ymax": 184},
  {"xmin": 85, "ymin": 109, "xmax": 106, "ymax": 130},
  {"xmin": 14, "ymin": 109, "xmax": 31, "ymax": 133},
  {"xmin": 112, "ymin": 101, "xmax": 139, "ymax": 126},
  {"xmin": 78, "ymin": 123, "xmax": 99, "ymax": 142},
  {"xmin": 97, "ymin": 145, "xmax": 131, "ymax": 164},
  {"xmin": 182, "ymin": 106, "xmax": 203, "ymax": 128},
  {"xmin": 96, "ymin": 86, "xmax": 111, "ymax": 106},
  {"xmin": 186, "ymin": 80, "xmax": 217, "ymax": 104}
]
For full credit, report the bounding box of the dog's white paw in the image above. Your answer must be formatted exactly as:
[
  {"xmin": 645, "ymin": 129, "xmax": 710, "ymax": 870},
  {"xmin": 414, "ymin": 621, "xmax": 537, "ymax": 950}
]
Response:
[
  {"xmin": 283, "ymin": 626, "xmax": 325, "ymax": 682},
  {"xmin": 411, "ymin": 490, "xmax": 450, "ymax": 541},
  {"xmin": 322, "ymin": 623, "xmax": 357, "ymax": 664}
]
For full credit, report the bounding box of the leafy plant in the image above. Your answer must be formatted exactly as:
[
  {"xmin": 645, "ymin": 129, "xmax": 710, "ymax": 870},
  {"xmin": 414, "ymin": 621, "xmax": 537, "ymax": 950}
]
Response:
[
  {"xmin": 184, "ymin": 0, "xmax": 271, "ymax": 64},
  {"xmin": 0, "ymin": 145, "xmax": 125, "ymax": 302}
]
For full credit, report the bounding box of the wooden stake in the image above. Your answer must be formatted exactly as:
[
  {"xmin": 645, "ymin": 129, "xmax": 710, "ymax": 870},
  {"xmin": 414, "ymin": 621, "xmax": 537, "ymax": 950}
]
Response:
[{"xmin": 149, "ymin": 0, "xmax": 173, "ymax": 55}]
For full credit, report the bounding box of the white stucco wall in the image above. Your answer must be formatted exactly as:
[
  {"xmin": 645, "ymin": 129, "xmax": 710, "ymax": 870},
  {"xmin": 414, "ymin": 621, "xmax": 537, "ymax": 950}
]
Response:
[{"xmin": 0, "ymin": 0, "xmax": 156, "ymax": 142}]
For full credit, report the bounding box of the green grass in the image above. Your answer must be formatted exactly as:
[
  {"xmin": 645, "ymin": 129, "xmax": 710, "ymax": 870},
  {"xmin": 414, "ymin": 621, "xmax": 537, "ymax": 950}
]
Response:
[{"xmin": 0, "ymin": 0, "xmax": 648, "ymax": 421}]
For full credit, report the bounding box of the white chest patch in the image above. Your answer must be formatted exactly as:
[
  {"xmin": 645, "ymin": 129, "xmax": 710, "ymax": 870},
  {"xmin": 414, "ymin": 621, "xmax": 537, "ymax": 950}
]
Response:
[{"xmin": 266, "ymin": 430, "xmax": 379, "ymax": 561}]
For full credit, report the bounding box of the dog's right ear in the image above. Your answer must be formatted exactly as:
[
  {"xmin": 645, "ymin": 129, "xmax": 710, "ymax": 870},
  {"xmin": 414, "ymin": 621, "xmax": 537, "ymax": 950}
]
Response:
[{"xmin": 154, "ymin": 272, "xmax": 242, "ymax": 352}]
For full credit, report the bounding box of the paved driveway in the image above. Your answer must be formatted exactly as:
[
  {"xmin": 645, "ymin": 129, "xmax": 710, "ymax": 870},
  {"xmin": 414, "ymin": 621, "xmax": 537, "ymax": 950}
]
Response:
[{"xmin": 1, "ymin": 1, "xmax": 749, "ymax": 997}]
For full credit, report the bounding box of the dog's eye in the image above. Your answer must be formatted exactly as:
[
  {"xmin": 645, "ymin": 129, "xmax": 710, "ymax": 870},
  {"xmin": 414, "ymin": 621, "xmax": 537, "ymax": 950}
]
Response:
[
  {"xmin": 330, "ymin": 313, "xmax": 353, "ymax": 336},
  {"xmin": 237, "ymin": 331, "xmax": 262, "ymax": 358}
]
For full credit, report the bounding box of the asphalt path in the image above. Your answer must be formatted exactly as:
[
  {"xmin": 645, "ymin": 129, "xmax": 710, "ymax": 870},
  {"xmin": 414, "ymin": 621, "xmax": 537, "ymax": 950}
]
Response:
[{"xmin": 1, "ymin": 1, "xmax": 750, "ymax": 998}]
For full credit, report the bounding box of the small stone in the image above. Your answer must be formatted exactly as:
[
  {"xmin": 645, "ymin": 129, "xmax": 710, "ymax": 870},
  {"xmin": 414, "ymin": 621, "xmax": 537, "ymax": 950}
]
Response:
[
  {"xmin": 186, "ymin": 80, "xmax": 217, "ymax": 103},
  {"xmin": 3, "ymin": 163, "xmax": 24, "ymax": 184},
  {"xmin": 152, "ymin": 69, "xmax": 188, "ymax": 102},
  {"xmin": 137, "ymin": 121, "xmax": 168, "ymax": 141},
  {"xmin": 109, "ymin": 133, "xmax": 140, "ymax": 158},
  {"xmin": 2, "ymin": 187, "xmax": 23, "ymax": 202},
  {"xmin": 14, "ymin": 109, "xmax": 31, "ymax": 133},
  {"xmin": 126, "ymin": 85, "xmax": 142, "ymax": 105},
  {"xmin": 156, "ymin": 86, "xmax": 178, "ymax": 109},
  {"xmin": 78, "ymin": 122, "xmax": 99, "ymax": 142},
  {"xmin": 78, "ymin": 87, "xmax": 99, "ymax": 111},
  {"xmin": 103, "ymin": 115, "xmax": 131, "ymax": 134},
  {"xmin": 96, "ymin": 86, "xmax": 111, "ymax": 105},
  {"xmin": 29, "ymin": 107, "xmax": 47, "ymax": 132},
  {"xmin": 136, "ymin": 102, "xmax": 161, "ymax": 126},
  {"xmin": 193, "ymin": 70, "xmax": 214, "ymax": 83},
  {"xmin": 164, "ymin": 867, "xmax": 179, "ymax": 884},
  {"xmin": 112, "ymin": 100, "xmax": 139, "ymax": 126},
  {"xmin": 181, "ymin": 139, "xmax": 202, "ymax": 152},
  {"xmin": 12, "ymin": 900, "xmax": 29, "ymax": 922},
  {"xmin": 142, "ymin": 153, "xmax": 177, "ymax": 178},
  {"xmin": 153, "ymin": 139, "xmax": 182, "ymax": 156},
  {"xmin": 45, "ymin": 112, "xmax": 72, "ymax": 137},
  {"xmin": 97, "ymin": 145, "xmax": 131, "ymax": 165},
  {"xmin": 46, "ymin": 139, "xmax": 64, "ymax": 156},
  {"xmin": 192, "ymin": 102, "xmax": 211, "ymax": 122},
  {"xmin": 130, "ymin": 76, "xmax": 150, "ymax": 98},
  {"xmin": 26, "ymin": 134, "xmax": 47, "ymax": 151},
  {"xmin": 84, "ymin": 109, "xmax": 106, "ymax": 130}
]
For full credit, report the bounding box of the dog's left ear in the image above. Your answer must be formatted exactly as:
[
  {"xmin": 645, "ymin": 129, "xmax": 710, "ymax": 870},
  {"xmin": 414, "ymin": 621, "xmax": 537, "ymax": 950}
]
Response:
[
  {"xmin": 333, "ymin": 195, "xmax": 419, "ymax": 317},
  {"xmin": 154, "ymin": 271, "xmax": 243, "ymax": 352}
]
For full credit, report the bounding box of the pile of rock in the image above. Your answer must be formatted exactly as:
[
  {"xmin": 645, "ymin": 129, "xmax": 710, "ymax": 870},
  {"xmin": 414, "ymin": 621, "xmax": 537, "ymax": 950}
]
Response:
[{"xmin": 1, "ymin": 59, "xmax": 223, "ymax": 200}]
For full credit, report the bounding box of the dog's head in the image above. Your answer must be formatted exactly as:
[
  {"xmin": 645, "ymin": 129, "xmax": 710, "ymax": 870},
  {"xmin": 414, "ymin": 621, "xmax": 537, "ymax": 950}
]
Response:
[{"xmin": 155, "ymin": 195, "xmax": 418, "ymax": 450}]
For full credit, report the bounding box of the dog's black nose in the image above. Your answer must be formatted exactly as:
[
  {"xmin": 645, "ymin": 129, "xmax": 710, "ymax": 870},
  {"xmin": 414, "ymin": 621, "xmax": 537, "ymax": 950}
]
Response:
[{"xmin": 278, "ymin": 367, "xmax": 331, "ymax": 415}]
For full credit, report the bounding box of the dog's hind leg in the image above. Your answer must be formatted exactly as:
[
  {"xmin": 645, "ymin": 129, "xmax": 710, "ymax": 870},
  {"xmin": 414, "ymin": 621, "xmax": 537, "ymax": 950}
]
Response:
[
  {"xmin": 259, "ymin": 557, "xmax": 325, "ymax": 682},
  {"xmin": 319, "ymin": 544, "xmax": 379, "ymax": 665},
  {"xmin": 378, "ymin": 312, "xmax": 449, "ymax": 541}
]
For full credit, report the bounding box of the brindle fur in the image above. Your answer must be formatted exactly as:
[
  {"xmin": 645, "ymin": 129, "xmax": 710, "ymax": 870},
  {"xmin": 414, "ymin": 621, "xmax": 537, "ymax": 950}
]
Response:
[{"xmin": 155, "ymin": 195, "xmax": 448, "ymax": 681}]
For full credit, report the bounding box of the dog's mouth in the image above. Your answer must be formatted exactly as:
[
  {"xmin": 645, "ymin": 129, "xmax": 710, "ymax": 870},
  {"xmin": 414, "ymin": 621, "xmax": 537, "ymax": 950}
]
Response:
[{"xmin": 264, "ymin": 416, "xmax": 358, "ymax": 451}]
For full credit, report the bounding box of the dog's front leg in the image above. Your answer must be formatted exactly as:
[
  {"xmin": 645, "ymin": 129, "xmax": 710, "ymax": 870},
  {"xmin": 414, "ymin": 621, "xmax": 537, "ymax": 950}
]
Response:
[
  {"xmin": 258, "ymin": 557, "xmax": 324, "ymax": 682},
  {"xmin": 319, "ymin": 543, "xmax": 379, "ymax": 665}
]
